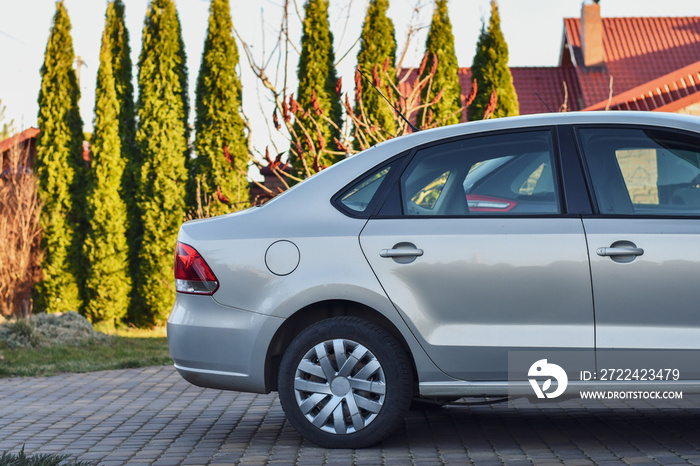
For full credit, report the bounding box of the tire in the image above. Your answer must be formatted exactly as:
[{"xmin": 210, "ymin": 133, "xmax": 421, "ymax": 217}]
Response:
[{"xmin": 278, "ymin": 316, "xmax": 413, "ymax": 448}]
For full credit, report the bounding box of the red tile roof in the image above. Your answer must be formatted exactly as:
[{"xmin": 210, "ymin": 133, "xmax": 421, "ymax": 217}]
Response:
[
  {"xmin": 398, "ymin": 66, "xmax": 581, "ymax": 121},
  {"xmin": 393, "ymin": 15, "xmax": 700, "ymax": 123},
  {"xmin": 0, "ymin": 127, "xmax": 39, "ymax": 154},
  {"xmin": 584, "ymin": 60, "xmax": 700, "ymax": 112},
  {"xmin": 563, "ymin": 16, "xmax": 700, "ymax": 108},
  {"xmin": 508, "ymin": 66, "xmax": 582, "ymax": 114}
]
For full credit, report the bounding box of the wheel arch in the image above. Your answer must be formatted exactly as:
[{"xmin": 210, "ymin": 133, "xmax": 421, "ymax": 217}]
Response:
[{"xmin": 263, "ymin": 299, "xmax": 418, "ymax": 392}]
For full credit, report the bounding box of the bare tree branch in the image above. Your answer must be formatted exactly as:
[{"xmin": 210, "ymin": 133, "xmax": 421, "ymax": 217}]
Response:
[{"xmin": 396, "ymin": 0, "xmax": 429, "ymax": 73}]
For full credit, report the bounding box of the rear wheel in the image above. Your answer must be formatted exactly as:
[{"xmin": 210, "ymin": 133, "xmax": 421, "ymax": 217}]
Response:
[{"xmin": 278, "ymin": 317, "xmax": 413, "ymax": 448}]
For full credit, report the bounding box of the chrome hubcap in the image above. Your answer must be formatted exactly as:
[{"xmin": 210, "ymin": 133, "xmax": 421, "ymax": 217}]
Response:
[{"xmin": 293, "ymin": 338, "xmax": 386, "ymax": 435}]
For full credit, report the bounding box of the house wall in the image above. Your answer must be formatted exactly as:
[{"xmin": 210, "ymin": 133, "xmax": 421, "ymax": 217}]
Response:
[{"xmin": 677, "ymin": 102, "xmax": 700, "ymax": 117}]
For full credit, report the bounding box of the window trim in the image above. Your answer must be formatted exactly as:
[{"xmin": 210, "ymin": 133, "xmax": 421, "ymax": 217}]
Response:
[{"xmin": 557, "ymin": 125, "xmax": 594, "ymax": 215}]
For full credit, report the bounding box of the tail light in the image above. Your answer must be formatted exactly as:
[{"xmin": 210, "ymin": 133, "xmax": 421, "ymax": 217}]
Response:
[
  {"xmin": 174, "ymin": 242, "xmax": 219, "ymax": 295},
  {"xmin": 466, "ymin": 194, "xmax": 519, "ymax": 212}
]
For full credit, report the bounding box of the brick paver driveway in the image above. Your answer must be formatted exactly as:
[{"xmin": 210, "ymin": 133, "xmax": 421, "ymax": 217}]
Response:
[{"xmin": 1, "ymin": 366, "xmax": 700, "ymax": 465}]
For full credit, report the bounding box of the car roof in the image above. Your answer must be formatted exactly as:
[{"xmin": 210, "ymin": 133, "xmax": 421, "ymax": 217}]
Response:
[{"xmin": 383, "ymin": 111, "xmax": 700, "ymax": 148}]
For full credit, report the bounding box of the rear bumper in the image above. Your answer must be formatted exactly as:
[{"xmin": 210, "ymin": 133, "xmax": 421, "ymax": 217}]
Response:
[{"xmin": 167, "ymin": 293, "xmax": 283, "ymax": 394}]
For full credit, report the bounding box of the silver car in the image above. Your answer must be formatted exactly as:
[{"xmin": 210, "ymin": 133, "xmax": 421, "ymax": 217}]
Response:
[{"xmin": 168, "ymin": 111, "xmax": 700, "ymax": 448}]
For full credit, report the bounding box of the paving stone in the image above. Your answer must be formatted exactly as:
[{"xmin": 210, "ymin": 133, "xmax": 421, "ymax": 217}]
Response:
[{"xmin": 2, "ymin": 366, "xmax": 700, "ymax": 464}]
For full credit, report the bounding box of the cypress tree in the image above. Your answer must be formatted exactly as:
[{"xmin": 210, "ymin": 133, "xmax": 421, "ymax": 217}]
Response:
[
  {"xmin": 103, "ymin": 0, "xmax": 139, "ymax": 283},
  {"xmin": 35, "ymin": 1, "xmax": 84, "ymax": 314},
  {"xmin": 468, "ymin": 0, "xmax": 519, "ymax": 120},
  {"xmin": 194, "ymin": 0, "xmax": 248, "ymax": 215},
  {"xmin": 354, "ymin": 0, "xmax": 397, "ymax": 147},
  {"xmin": 82, "ymin": 3, "xmax": 132, "ymax": 331},
  {"xmin": 133, "ymin": 0, "xmax": 189, "ymax": 326},
  {"xmin": 418, "ymin": 0, "xmax": 461, "ymax": 128},
  {"xmin": 294, "ymin": 0, "xmax": 343, "ymax": 172}
]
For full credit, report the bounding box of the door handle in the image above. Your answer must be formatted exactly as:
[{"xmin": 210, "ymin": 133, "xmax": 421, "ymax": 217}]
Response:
[
  {"xmin": 380, "ymin": 248, "xmax": 424, "ymax": 258},
  {"xmin": 596, "ymin": 247, "xmax": 644, "ymax": 257}
]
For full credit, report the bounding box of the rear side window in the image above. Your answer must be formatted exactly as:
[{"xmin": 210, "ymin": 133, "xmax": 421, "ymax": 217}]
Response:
[
  {"xmin": 578, "ymin": 127, "xmax": 700, "ymax": 216},
  {"xmin": 337, "ymin": 166, "xmax": 392, "ymax": 214},
  {"xmin": 400, "ymin": 131, "xmax": 559, "ymax": 216}
]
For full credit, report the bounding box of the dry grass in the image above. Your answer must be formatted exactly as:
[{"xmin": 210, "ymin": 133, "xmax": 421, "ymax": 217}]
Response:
[{"xmin": 0, "ymin": 312, "xmax": 110, "ymax": 348}]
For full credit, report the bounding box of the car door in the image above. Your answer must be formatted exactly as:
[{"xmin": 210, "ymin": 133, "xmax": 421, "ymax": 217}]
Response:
[
  {"xmin": 359, "ymin": 129, "xmax": 595, "ymax": 381},
  {"xmin": 577, "ymin": 126, "xmax": 700, "ymax": 379}
]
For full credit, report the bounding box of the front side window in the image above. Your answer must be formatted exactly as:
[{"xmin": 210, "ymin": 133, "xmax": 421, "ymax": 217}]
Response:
[
  {"xmin": 400, "ymin": 131, "xmax": 559, "ymax": 216},
  {"xmin": 578, "ymin": 127, "xmax": 700, "ymax": 216}
]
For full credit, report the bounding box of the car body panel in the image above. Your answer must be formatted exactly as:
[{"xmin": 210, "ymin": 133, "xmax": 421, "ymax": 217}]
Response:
[
  {"xmin": 168, "ymin": 293, "xmax": 283, "ymax": 393},
  {"xmin": 360, "ymin": 217, "xmax": 595, "ymax": 380},
  {"xmin": 584, "ymin": 218, "xmax": 700, "ymax": 379}
]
